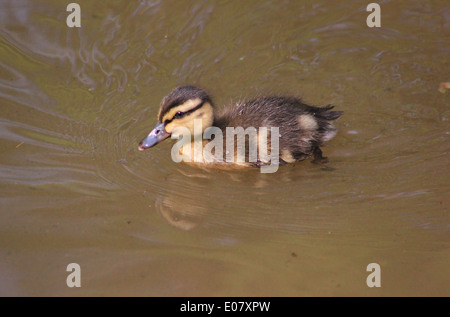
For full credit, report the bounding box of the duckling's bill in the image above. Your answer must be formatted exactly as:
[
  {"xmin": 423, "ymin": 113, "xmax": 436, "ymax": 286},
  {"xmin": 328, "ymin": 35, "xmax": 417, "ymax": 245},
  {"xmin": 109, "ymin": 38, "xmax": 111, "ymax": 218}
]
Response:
[{"xmin": 138, "ymin": 122, "xmax": 170, "ymax": 151}]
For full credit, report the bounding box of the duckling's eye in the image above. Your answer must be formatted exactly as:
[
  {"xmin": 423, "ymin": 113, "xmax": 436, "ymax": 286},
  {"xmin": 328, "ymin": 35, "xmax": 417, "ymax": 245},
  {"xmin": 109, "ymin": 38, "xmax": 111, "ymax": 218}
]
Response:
[{"xmin": 174, "ymin": 111, "xmax": 184, "ymax": 119}]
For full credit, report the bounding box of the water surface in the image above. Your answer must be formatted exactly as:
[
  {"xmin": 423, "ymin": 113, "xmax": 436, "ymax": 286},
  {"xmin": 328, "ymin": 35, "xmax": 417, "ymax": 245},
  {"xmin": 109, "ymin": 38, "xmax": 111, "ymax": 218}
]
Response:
[{"xmin": 0, "ymin": 0, "xmax": 449, "ymax": 296}]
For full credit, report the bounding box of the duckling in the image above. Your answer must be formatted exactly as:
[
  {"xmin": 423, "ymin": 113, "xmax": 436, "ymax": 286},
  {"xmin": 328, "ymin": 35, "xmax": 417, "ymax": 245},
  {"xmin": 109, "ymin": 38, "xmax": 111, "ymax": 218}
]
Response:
[{"xmin": 138, "ymin": 86, "xmax": 343, "ymax": 169}]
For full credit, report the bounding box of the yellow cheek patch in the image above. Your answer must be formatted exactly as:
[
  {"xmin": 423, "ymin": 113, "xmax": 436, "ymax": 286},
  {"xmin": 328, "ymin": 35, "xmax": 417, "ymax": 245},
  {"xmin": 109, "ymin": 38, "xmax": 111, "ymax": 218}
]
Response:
[
  {"xmin": 164, "ymin": 102, "xmax": 214, "ymax": 135},
  {"xmin": 162, "ymin": 98, "xmax": 202, "ymax": 123},
  {"xmin": 200, "ymin": 102, "xmax": 214, "ymax": 127},
  {"xmin": 165, "ymin": 116, "xmax": 196, "ymax": 134}
]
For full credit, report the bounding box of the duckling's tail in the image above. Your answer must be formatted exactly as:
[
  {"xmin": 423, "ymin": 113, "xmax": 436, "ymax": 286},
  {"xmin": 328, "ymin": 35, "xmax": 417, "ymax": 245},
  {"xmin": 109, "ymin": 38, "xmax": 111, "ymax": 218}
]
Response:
[
  {"xmin": 312, "ymin": 105, "xmax": 343, "ymax": 144},
  {"xmin": 315, "ymin": 105, "xmax": 344, "ymax": 121}
]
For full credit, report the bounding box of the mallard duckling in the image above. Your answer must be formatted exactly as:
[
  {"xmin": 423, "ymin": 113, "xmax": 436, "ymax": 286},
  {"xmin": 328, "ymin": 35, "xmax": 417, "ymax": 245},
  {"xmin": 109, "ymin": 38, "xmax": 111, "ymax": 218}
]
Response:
[{"xmin": 138, "ymin": 86, "xmax": 342, "ymax": 169}]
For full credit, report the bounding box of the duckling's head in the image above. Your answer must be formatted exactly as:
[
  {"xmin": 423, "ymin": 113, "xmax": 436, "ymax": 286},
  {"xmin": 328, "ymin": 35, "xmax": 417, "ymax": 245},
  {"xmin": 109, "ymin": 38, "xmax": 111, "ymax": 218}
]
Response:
[{"xmin": 138, "ymin": 86, "xmax": 214, "ymax": 151}]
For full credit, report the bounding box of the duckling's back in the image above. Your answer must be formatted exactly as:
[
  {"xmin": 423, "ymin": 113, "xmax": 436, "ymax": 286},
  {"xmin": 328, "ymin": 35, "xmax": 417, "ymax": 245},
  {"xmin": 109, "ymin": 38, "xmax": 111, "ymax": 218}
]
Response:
[{"xmin": 214, "ymin": 96, "xmax": 343, "ymax": 164}]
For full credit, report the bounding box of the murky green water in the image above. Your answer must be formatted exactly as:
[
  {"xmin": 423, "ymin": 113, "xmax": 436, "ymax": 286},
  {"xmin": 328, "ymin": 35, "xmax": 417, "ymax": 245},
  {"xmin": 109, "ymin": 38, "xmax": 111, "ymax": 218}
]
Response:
[{"xmin": 0, "ymin": 0, "xmax": 448, "ymax": 296}]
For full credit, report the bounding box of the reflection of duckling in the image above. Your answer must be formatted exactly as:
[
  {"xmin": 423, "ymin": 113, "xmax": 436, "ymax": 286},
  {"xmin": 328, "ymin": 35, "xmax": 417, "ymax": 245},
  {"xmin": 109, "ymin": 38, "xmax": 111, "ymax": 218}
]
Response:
[
  {"xmin": 138, "ymin": 86, "xmax": 343, "ymax": 166},
  {"xmin": 155, "ymin": 194, "xmax": 208, "ymax": 231}
]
